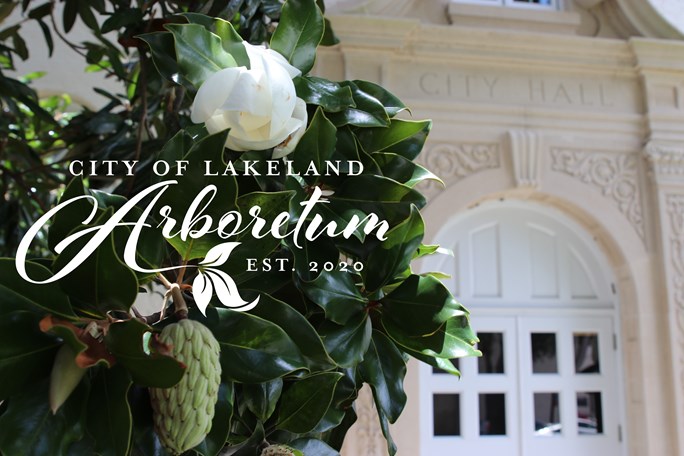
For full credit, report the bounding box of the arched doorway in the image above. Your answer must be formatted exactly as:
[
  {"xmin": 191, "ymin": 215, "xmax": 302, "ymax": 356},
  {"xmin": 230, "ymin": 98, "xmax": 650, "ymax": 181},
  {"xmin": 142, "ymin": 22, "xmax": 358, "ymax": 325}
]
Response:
[{"xmin": 419, "ymin": 199, "xmax": 626, "ymax": 456}]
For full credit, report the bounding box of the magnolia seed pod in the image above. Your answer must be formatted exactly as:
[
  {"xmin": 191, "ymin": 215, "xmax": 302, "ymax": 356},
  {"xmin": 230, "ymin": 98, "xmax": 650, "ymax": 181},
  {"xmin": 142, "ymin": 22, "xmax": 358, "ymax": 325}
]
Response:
[
  {"xmin": 260, "ymin": 444, "xmax": 298, "ymax": 456},
  {"xmin": 149, "ymin": 319, "xmax": 221, "ymax": 455},
  {"xmin": 49, "ymin": 344, "xmax": 86, "ymax": 414}
]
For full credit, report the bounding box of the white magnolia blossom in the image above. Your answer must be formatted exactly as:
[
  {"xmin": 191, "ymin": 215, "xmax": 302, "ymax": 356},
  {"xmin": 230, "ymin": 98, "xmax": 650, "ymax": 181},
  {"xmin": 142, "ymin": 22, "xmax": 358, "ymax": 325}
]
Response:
[{"xmin": 190, "ymin": 42, "xmax": 308, "ymax": 158}]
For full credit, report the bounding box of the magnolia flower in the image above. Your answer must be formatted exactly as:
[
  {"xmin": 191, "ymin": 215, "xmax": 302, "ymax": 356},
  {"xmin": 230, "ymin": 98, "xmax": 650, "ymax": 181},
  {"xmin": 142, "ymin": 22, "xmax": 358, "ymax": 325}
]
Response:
[{"xmin": 190, "ymin": 42, "xmax": 308, "ymax": 158}]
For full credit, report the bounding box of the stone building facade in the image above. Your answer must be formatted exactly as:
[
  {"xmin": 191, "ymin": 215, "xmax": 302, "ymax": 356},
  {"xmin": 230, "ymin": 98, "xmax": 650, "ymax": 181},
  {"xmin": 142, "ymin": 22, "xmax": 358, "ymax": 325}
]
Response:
[{"xmin": 322, "ymin": 1, "xmax": 684, "ymax": 455}]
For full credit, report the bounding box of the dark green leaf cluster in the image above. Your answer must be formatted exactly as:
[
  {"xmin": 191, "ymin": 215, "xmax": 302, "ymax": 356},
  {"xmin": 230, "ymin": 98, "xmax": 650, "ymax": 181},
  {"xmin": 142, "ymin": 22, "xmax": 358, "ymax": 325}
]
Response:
[{"xmin": 0, "ymin": 1, "xmax": 478, "ymax": 455}]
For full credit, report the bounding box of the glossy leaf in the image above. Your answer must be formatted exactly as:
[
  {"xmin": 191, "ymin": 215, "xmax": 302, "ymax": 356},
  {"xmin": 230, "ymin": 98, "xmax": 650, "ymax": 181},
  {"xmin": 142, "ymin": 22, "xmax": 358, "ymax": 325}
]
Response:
[
  {"xmin": 357, "ymin": 119, "xmax": 432, "ymax": 158},
  {"xmin": 320, "ymin": 313, "xmax": 372, "ymax": 368},
  {"xmin": 353, "ymin": 80, "xmax": 406, "ymax": 117},
  {"xmin": 243, "ymin": 378, "xmax": 283, "ymax": 422},
  {"xmin": 301, "ymin": 270, "xmax": 367, "ymax": 325},
  {"xmin": 0, "ymin": 311, "xmax": 60, "ymax": 400},
  {"xmin": 364, "ymin": 206, "xmax": 424, "ymax": 292},
  {"xmin": 0, "ymin": 379, "xmax": 86, "ymax": 455},
  {"xmin": 105, "ymin": 319, "xmax": 185, "ymax": 388},
  {"xmin": 87, "ymin": 366, "xmax": 133, "ymax": 456},
  {"xmin": 294, "ymin": 76, "xmax": 355, "ymax": 112},
  {"xmin": 276, "ymin": 372, "xmax": 343, "ymax": 433},
  {"xmin": 270, "ymin": 0, "xmax": 324, "ymax": 74},
  {"xmin": 359, "ymin": 331, "xmax": 407, "ymax": 423},
  {"xmin": 165, "ymin": 24, "xmax": 236, "ymax": 88},
  {"xmin": 372, "ymin": 152, "xmax": 442, "ymax": 188},
  {"xmin": 290, "ymin": 438, "xmax": 339, "ymax": 456},
  {"xmin": 199, "ymin": 308, "xmax": 308, "ymax": 383},
  {"xmin": 0, "ymin": 258, "xmax": 74, "ymax": 318},
  {"xmin": 293, "ymin": 107, "xmax": 337, "ymax": 178},
  {"xmin": 381, "ymin": 274, "xmax": 466, "ymax": 337},
  {"xmin": 222, "ymin": 422, "xmax": 264, "ymax": 456},
  {"xmin": 247, "ymin": 292, "xmax": 334, "ymax": 370},
  {"xmin": 383, "ymin": 315, "xmax": 481, "ymax": 360},
  {"xmin": 329, "ymin": 81, "xmax": 389, "ymax": 127}
]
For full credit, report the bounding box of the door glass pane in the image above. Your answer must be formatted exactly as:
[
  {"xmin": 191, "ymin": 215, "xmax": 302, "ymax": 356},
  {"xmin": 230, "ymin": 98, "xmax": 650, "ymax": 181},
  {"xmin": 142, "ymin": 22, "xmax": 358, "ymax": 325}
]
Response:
[
  {"xmin": 534, "ymin": 393, "xmax": 561, "ymax": 436},
  {"xmin": 576, "ymin": 392, "xmax": 603, "ymax": 435},
  {"xmin": 574, "ymin": 333, "xmax": 600, "ymax": 373},
  {"xmin": 432, "ymin": 359, "xmax": 460, "ymax": 374},
  {"xmin": 433, "ymin": 394, "xmax": 460, "ymax": 436},
  {"xmin": 478, "ymin": 332, "xmax": 505, "ymax": 374},
  {"xmin": 531, "ymin": 333, "xmax": 558, "ymax": 373},
  {"xmin": 479, "ymin": 393, "xmax": 507, "ymax": 435}
]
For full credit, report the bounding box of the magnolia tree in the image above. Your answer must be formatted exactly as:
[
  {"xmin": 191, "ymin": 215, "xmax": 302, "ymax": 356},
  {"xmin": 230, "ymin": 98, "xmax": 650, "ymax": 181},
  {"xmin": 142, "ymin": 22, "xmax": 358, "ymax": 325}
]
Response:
[{"xmin": 0, "ymin": 1, "xmax": 480, "ymax": 455}]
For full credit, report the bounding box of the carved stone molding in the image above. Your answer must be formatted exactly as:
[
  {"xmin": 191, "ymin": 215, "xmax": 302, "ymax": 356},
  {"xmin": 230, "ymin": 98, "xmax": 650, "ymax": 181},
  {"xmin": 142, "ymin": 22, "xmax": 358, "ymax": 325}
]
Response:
[
  {"xmin": 417, "ymin": 142, "xmax": 501, "ymax": 197},
  {"xmin": 507, "ymin": 130, "xmax": 542, "ymax": 189},
  {"xmin": 644, "ymin": 144, "xmax": 684, "ymax": 179},
  {"xmin": 550, "ymin": 148, "xmax": 645, "ymax": 240},
  {"xmin": 664, "ymin": 194, "xmax": 684, "ymax": 425},
  {"xmin": 341, "ymin": 386, "xmax": 384, "ymax": 456}
]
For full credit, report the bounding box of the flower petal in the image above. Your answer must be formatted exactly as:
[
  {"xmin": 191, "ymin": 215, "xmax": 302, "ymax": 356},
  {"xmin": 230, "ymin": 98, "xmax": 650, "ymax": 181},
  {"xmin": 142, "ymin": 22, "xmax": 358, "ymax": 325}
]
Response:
[
  {"xmin": 273, "ymin": 98, "xmax": 309, "ymax": 158},
  {"xmin": 190, "ymin": 67, "xmax": 242, "ymax": 123}
]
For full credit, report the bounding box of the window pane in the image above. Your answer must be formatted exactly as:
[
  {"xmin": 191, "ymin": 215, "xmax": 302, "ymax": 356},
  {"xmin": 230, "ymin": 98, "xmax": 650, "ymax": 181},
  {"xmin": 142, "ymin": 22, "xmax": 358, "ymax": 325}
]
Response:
[
  {"xmin": 479, "ymin": 393, "xmax": 507, "ymax": 436},
  {"xmin": 574, "ymin": 333, "xmax": 600, "ymax": 373},
  {"xmin": 576, "ymin": 392, "xmax": 603, "ymax": 435},
  {"xmin": 534, "ymin": 393, "xmax": 561, "ymax": 436},
  {"xmin": 478, "ymin": 332, "xmax": 505, "ymax": 374},
  {"xmin": 432, "ymin": 358, "xmax": 460, "ymax": 374},
  {"xmin": 433, "ymin": 394, "xmax": 460, "ymax": 436},
  {"xmin": 531, "ymin": 333, "xmax": 558, "ymax": 373}
]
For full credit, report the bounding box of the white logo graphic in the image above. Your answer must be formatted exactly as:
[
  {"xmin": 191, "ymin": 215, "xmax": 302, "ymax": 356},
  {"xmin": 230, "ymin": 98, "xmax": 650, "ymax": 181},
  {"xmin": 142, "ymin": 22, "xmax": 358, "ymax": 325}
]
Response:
[{"xmin": 192, "ymin": 242, "xmax": 259, "ymax": 315}]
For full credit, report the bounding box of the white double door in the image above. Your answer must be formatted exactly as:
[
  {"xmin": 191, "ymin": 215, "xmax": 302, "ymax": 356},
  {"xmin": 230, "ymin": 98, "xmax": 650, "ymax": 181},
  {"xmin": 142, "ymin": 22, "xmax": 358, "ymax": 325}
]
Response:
[{"xmin": 424, "ymin": 314, "xmax": 624, "ymax": 456}]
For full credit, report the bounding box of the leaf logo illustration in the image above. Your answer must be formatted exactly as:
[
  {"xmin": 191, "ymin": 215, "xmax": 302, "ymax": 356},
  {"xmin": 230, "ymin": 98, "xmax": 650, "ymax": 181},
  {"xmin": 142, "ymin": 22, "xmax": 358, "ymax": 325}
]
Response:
[{"xmin": 192, "ymin": 242, "xmax": 260, "ymax": 316}]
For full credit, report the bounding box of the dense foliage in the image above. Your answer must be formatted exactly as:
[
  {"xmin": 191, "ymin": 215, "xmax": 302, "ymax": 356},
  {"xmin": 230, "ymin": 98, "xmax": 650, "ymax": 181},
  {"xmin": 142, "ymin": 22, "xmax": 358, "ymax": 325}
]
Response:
[{"xmin": 0, "ymin": 1, "xmax": 480, "ymax": 455}]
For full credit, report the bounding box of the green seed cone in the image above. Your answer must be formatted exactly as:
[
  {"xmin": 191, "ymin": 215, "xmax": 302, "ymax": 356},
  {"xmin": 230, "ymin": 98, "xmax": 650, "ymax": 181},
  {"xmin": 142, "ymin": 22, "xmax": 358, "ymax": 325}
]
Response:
[
  {"xmin": 260, "ymin": 444, "xmax": 297, "ymax": 456},
  {"xmin": 149, "ymin": 319, "xmax": 221, "ymax": 454}
]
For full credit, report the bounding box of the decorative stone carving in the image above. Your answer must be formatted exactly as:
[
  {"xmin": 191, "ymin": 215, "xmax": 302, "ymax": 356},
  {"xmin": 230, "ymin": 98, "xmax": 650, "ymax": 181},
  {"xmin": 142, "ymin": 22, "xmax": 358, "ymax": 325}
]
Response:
[
  {"xmin": 341, "ymin": 385, "xmax": 385, "ymax": 456},
  {"xmin": 507, "ymin": 129, "xmax": 542, "ymax": 189},
  {"xmin": 550, "ymin": 148, "xmax": 645, "ymax": 239},
  {"xmin": 417, "ymin": 142, "xmax": 501, "ymax": 197},
  {"xmin": 665, "ymin": 194, "xmax": 684, "ymax": 418},
  {"xmin": 644, "ymin": 144, "xmax": 684, "ymax": 178}
]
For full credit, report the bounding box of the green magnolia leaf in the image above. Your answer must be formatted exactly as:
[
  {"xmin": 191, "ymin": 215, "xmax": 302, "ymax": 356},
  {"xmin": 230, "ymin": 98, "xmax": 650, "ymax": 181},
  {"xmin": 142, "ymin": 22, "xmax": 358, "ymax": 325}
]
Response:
[
  {"xmin": 242, "ymin": 378, "xmax": 283, "ymax": 422},
  {"xmin": 328, "ymin": 81, "xmax": 390, "ymax": 128},
  {"xmin": 319, "ymin": 407, "xmax": 357, "ymax": 451},
  {"xmin": 357, "ymin": 119, "xmax": 432, "ymax": 159},
  {"xmin": 270, "ymin": 0, "xmax": 324, "ymax": 74},
  {"xmin": 383, "ymin": 315, "xmax": 480, "ymax": 360},
  {"xmin": 320, "ymin": 312, "xmax": 372, "ymax": 368},
  {"xmin": 222, "ymin": 422, "xmax": 264, "ymax": 456},
  {"xmin": 381, "ymin": 274, "xmax": 466, "ymax": 337},
  {"xmin": 414, "ymin": 243, "xmax": 442, "ymax": 260},
  {"xmin": 352, "ymin": 80, "xmax": 406, "ymax": 117},
  {"xmin": 139, "ymin": 32, "xmax": 187, "ymax": 87},
  {"xmin": 409, "ymin": 350, "xmax": 461, "ymax": 376},
  {"xmin": 371, "ymin": 152, "xmax": 442, "ymax": 188},
  {"xmin": 329, "ymin": 174, "xmax": 426, "ymax": 226},
  {"xmin": 247, "ymin": 292, "xmax": 335, "ymax": 370},
  {"xmin": 198, "ymin": 308, "xmax": 308, "ymax": 383},
  {"xmin": 0, "ymin": 378, "xmax": 86, "ymax": 455},
  {"xmin": 293, "ymin": 107, "xmax": 337, "ymax": 179},
  {"xmin": 87, "ymin": 366, "xmax": 133, "ymax": 456},
  {"xmin": 301, "ymin": 271, "xmax": 367, "ymax": 325},
  {"xmin": 53, "ymin": 224, "xmax": 139, "ymax": 315},
  {"xmin": 195, "ymin": 383, "xmax": 234, "ymax": 456},
  {"xmin": 320, "ymin": 18, "xmax": 339, "ymax": 46},
  {"xmin": 101, "ymin": 8, "xmax": 143, "ymax": 33},
  {"xmin": 290, "ymin": 438, "xmax": 339, "ymax": 456},
  {"xmin": 0, "ymin": 311, "xmax": 60, "ymax": 400},
  {"xmin": 276, "ymin": 372, "xmax": 343, "ymax": 433},
  {"xmin": 0, "ymin": 258, "xmax": 74, "ymax": 318},
  {"xmin": 287, "ymin": 235, "xmax": 339, "ymax": 282},
  {"xmin": 105, "ymin": 319, "xmax": 185, "ymax": 388},
  {"xmin": 128, "ymin": 386, "xmax": 170, "ymax": 456},
  {"xmin": 182, "ymin": 14, "xmax": 250, "ymax": 68},
  {"xmin": 364, "ymin": 206, "xmax": 424, "ymax": 292},
  {"xmin": 359, "ymin": 331, "xmax": 407, "ymax": 423},
  {"xmin": 376, "ymin": 404, "xmax": 397, "ymax": 456},
  {"xmin": 165, "ymin": 23, "xmax": 236, "ymax": 88},
  {"xmin": 293, "ymin": 76, "xmax": 355, "ymax": 112}
]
